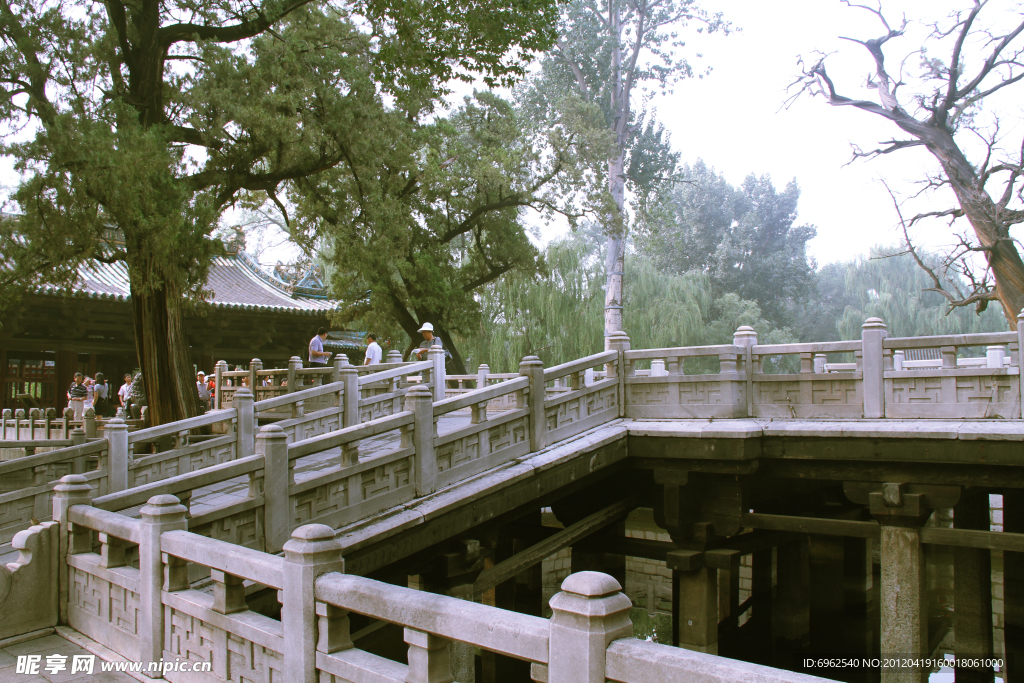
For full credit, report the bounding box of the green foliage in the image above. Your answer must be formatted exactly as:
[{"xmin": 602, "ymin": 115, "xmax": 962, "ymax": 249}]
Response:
[
  {"xmin": 287, "ymin": 90, "xmax": 601, "ymax": 371},
  {"xmin": 461, "ymin": 233, "xmax": 794, "ymax": 372},
  {"xmin": 787, "ymin": 248, "xmax": 1009, "ymax": 344},
  {"xmin": 635, "ymin": 160, "xmax": 817, "ymax": 327}
]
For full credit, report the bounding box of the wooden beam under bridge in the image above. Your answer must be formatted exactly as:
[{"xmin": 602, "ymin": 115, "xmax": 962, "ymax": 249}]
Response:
[
  {"xmin": 471, "ymin": 496, "xmax": 639, "ymax": 599},
  {"xmin": 742, "ymin": 512, "xmax": 1024, "ymax": 552}
]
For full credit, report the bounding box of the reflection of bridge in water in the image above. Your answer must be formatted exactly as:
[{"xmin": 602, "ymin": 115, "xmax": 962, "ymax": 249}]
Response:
[{"xmin": 1, "ymin": 319, "xmax": 1023, "ymax": 683}]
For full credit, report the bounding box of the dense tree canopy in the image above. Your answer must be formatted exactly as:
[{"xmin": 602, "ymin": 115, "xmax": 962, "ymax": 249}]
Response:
[
  {"xmin": 520, "ymin": 0, "xmax": 727, "ymax": 341},
  {"xmin": 286, "ymin": 91, "xmax": 603, "ymax": 372},
  {"xmin": 0, "ymin": 0, "xmax": 559, "ymax": 422},
  {"xmin": 636, "ymin": 160, "xmax": 817, "ymax": 327}
]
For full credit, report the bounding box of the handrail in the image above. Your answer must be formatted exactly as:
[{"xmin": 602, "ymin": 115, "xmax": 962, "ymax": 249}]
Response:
[
  {"xmin": 544, "ymin": 351, "xmax": 618, "ymax": 380},
  {"xmin": 68, "ymin": 505, "xmax": 142, "ymax": 544},
  {"xmin": 254, "ymin": 381, "xmax": 344, "ymax": 411},
  {"xmin": 129, "ymin": 408, "xmax": 238, "ymax": 442},
  {"xmin": 315, "ymin": 573, "xmax": 550, "ymax": 664},
  {"xmin": 624, "ymin": 344, "xmax": 740, "ymax": 360},
  {"xmin": 288, "ymin": 412, "xmax": 413, "ymax": 460},
  {"xmin": 0, "ymin": 439, "xmax": 107, "ymax": 475},
  {"xmin": 752, "ymin": 340, "xmax": 861, "ymax": 354},
  {"xmin": 883, "ymin": 331, "xmax": 1016, "ymax": 349},
  {"xmin": 433, "ymin": 376, "xmax": 529, "ymax": 416},
  {"xmin": 92, "ymin": 455, "xmax": 263, "ymax": 512},
  {"xmin": 162, "ymin": 529, "xmax": 285, "ymax": 588},
  {"xmin": 357, "ymin": 361, "xmax": 432, "ymax": 387}
]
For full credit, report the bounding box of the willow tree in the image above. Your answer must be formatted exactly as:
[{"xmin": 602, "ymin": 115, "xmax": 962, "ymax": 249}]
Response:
[
  {"xmin": 520, "ymin": 0, "xmax": 728, "ymax": 344},
  {"xmin": 0, "ymin": 0, "xmax": 557, "ymax": 423},
  {"xmin": 788, "ymin": 1, "xmax": 1024, "ymax": 327}
]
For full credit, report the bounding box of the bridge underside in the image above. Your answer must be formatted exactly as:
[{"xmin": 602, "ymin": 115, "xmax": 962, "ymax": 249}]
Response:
[{"xmin": 314, "ymin": 418, "xmax": 1023, "ymax": 683}]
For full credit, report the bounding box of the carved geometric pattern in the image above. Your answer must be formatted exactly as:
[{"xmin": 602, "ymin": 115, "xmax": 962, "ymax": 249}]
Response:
[
  {"xmin": 167, "ymin": 608, "xmax": 215, "ymax": 666},
  {"xmin": 70, "ymin": 567, "xmax": 140, "ymax": 637},
  {"xmin": 0, "ymin": 497, "xmax": 37, "ymax": 544},
  {"xmin": 130, "ymin": 442, "xmax": 236, "ymax": 486},
  {"xmin": 226, "ymin": 630, "xmax": 284, "ymax": 683},
  {"xmin": 192, "ymin": 510, "xmax": 262, "ymax": 550},
  {"xmin": 756, "ymin": 381, "xmax": 802, "ymax": 405},
  {"xmin": 293, "ymin": 414, "xmax": 342, "ymax": 442},
  {"xmin": 890, "ymin": 377, "xmax": 943, "ymax": 404},
  {"xmin": 487, "ymin": 417, "xmax": 527, "ymax": 455},
  {"xmin": 809, "ymin": 380, "xmax": 858, "ymax": 405},
  {"xmin": 293, "ymin": 481, "xmax": 346, "ymax": 525},
  {"xmin": 437, "ymin": 435, "xmax": 480, "ymax": 472},
  {"xmin": 546, "ymin": 387, "xmax": 618, "ymax": 431},
  {"xmin": 957, "ymin": 376, "xmax": 1016, "ymax": 404},
  {"xmin": 168, "ymin": 609, "xmax": 284, "ymax": 682},
  {"xmin": 362, "ymin": 458, "xmax": 410, "ymax": 499}
]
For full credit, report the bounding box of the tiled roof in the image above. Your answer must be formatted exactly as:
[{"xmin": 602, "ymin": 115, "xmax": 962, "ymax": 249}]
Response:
[{"xmin": 33, "ymin": 253, "xmax": 337, "ymax": 315}]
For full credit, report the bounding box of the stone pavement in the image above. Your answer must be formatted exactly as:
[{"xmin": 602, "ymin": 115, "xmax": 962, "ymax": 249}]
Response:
[{"xmin": 0, "ymin": 632, "xmax": 136, "ymax": 683}]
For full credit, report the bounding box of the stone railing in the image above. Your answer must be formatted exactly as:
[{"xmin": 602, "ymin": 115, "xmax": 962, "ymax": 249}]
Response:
[
  {"xmin": 2, "ymin": 406, "xmax": 83, "ymax": 441},
  {"xmin": 623, "ymin": 317, "xmax": 1024, "ymax": 420},
  {"xmin": 16, "ymin": 486, "xmax": 830, "ymax": 683}
]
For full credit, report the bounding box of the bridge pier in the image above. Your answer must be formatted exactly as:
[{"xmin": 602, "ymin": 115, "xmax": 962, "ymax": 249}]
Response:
[
  {"xmin": 871, "ymin": 485, "xmax": 933, "ymax": 683},
  {"xmin": 1006, "ymin": 489, "xmax": 1024, "ymax": 683},
  {"xmin": 774, "ymin": 538, "xmax": 810, "ymax": 652},
  {"xmin": 667, "ymin": 549, "xmax": 718, "ymax": 654},
  {"xmin": 952, "ymin": 490, "xmax": 994, "ymax": 683}
]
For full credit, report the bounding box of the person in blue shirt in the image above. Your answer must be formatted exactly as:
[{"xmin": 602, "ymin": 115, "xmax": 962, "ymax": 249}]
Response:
[{"xmin": 309, "ymin": 327, "xmax": 332, "ymax": 365}]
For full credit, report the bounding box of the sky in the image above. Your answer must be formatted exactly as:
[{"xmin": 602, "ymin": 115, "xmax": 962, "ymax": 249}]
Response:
[
  {"xmin": 623, "ymin": 0, "xmax": 1023, "ymax": 266},
  {"xmin": 2, "ymin": 0, "xmax": 1021, "ymax": 270}
]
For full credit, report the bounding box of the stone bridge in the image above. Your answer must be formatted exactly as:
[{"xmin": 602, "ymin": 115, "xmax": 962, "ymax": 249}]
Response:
[{"xmin": 1, "ymin": 318, "xmax": 1023, "ymax": 683}]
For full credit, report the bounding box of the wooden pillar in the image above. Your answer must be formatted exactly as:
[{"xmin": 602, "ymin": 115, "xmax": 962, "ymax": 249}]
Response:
[
  {"xmin": 667, "ymin": 550, "xmax": 718, "ymax": 654},
  {"xmin": 774, "ymin": 539, "xmax": 810, "ymax": 649},
  {"xmin": 954, "ymin": 491, "xmax": 994, "ymax": 683},
  {"xmin": 750, "ymin": 546, "xmax": 776, "ymax": 663},
  {"xmin": 844, "ymin": 537, "xmax": 874, "ymax": 610},
  {"xmin": 809, "ymin": 535, "xmax": 845, "ymax": 654},
  {"xmin": 55, "ymin": 348, "xmax": 77, "ymax": 411},
  {"xmin": 1005, "ymin": 489, "xmax": 1024, "ymax": 683}
]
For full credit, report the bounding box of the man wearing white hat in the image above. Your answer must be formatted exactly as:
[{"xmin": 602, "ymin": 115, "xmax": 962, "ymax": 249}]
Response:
[{"xmin": 413, "ymin": 322, "xmax": 446, "ymax": 360}]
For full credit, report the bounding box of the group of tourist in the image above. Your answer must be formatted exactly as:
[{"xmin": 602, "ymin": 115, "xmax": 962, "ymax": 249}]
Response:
[
  {"xmin": 308, "ymin": 325, "xmax": 447, "ymax": 368},
  {"xmin": 66, "ymin": 371, "xmax": 143, "ymax": 418}
]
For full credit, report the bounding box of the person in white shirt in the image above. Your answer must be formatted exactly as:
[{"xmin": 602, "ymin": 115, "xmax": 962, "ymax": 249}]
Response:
[
  {"xmin": 197, "ymin": 371, "xmax": 211, "ymax": 411},
  {"xmin": 118, "ymin": 373, "xmax": 132, "ymax": 408},
  {"xmin": 364, "ymin": 333, "xmax": 382, "ymax": 365}
]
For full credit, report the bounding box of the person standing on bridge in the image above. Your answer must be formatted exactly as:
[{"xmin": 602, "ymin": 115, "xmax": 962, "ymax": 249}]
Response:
[
  {"xmin": 364, "ymin": 333, "xmax": 382, "ymax": 365},
  {"xmin": 309, "ymin": 327, "xmax": 333, "ymax": 366}
]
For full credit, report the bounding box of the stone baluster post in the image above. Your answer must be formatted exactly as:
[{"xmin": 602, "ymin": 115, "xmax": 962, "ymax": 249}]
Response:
[
  {"xmin": 332, "ymin": 355, "xmax": 348, "ymax": 391},
  {"xmin": 52, "ymin": 474, "xmax": 94, "ymax": 624},
  {"xmin": 987, "ymin": 345, "xmax": 1006, "ymax": 369},
  {"xmin": 477, "ymin": 363, "xmax": 489, "ymax": 391},
  {"xmin": 85, "ymin": 409, "xmax": 99, "ymax": 439},
  {"xmin": 235, "ymin": 388, "xmax": 255, "ymax": 460},
  {"xmin": 104, "ymin": 418, "xmax": 129, "ymax": 494},
  {"xmin": 257, "ymin": 424, "xmax": 291, "ymax": 554},
  {"xmin": 387, "ymin": 350, "xmax": 403, "ymax": 364},
  {"xmin": 733, "ymin": 326, "xmax": 758, "ymax": 417},
  {"xmin": 406, "ymin": 385, "xmax": 436, "ymax": 497},
  {"xmin": 650, "ymin": 359, "xmax": 666, "ymax": 376},
  {"xmin": 429, "ymin": 347, "xmax": 446, "ymax": 403},
  {"xmin": 70, "ymin": 427, "xmax": 87, "ymax": 474},
  {"xmin": 606, "ymin": 332, "xmax": 631, "ymax": 418},
  {"xmin": 287, "ymin": 356, "xmax": 303, "ymax": 393},
  {"xmin": 547, "ymin": 572, "xmax": 632, "ymax": 683},
  {"xmin": 861, "ymin": 318, "xmax": 888, "ymax": 419},
  {"xmin": 214, "ymin": 360, "xmax": 227, "ymax": 410},
  {"xmin": 893, "ymin": 350, "xmax": 905, "ymax": 371},
  {"xmin": 519, "ymin": 356, "xmax": 546, "ymax": 453},
  {"xmin": 283, "ymin": 524, "xmax": 345, "ymax": 683},
  {"xmin": 340, "ymin": 366, "xmax": 359, "ymax": 429},
  {"xmin": 870, "ymin": 484, "xmax": 932, "ymax": 683},
  {"xmin": 405, "ymin": 629, "xmax": 455, "ymax": 683},
  {"xmin": 249, "ymin": 358, "xmax": 263, "ymax": 397},
  {"xmin": 139, "ymin": 495, "xmax": 188, "ymax": 671},
  {"xmin": 15, "ymin": 408, "xmax": 25, "ymax": 439},
  {"xmin": 813, "ymin": 353, "xmax": 827, "ymax": 374}
]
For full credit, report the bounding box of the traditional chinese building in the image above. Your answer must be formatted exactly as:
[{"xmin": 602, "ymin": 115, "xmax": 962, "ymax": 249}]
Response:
[{"xmin": 0, "ymin": 245, "xmax": 355, "ymax": 412}]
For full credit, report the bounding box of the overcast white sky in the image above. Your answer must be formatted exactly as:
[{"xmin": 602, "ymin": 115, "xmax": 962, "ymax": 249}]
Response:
[
  {"xmin": 3, "ymin": 0, "xmax": 1021, "ymax": 270},
  {"xmin": 621, "ymin": 0, "xmax": 1024, "ymax": 266}
]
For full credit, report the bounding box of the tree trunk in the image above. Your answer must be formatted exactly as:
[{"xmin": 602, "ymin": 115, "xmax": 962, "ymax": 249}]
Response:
[
  {"xmin": 131, "ymin": 278, "xmax": 201, "ymax": 426},
  {"xmin": 603, "ymin": 0, "xmax": 628, "ymax": 348}
]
